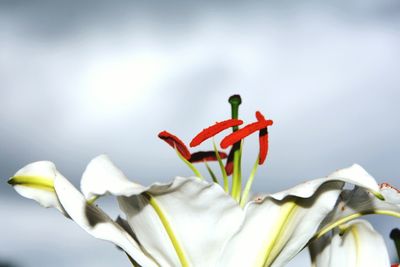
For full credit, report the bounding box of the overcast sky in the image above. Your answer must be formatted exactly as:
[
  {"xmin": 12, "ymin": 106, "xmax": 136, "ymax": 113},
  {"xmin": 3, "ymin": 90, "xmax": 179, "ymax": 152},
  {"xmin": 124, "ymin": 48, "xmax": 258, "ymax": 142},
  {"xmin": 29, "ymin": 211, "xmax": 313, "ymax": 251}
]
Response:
[{"xmin": 1, "ymin": 1, "xmax": 400, "ymax": 266}]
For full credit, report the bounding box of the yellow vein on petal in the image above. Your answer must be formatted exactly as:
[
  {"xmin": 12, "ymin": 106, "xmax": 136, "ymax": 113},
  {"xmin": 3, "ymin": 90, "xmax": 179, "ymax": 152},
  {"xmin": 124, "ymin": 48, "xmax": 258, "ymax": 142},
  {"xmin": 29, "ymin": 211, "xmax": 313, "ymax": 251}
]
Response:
[
  {"xmin": 255, "ymin": 201, "xmax": 298, "ymax": 267},
  {"xmin": 145, "ymin": 193, "xmax": 190, "ymax": 267},
  {"xmin": 350, "ymin": 226, "xmax": 360, "ymax": 267},
  {"xmin": 314, "ymin": 209, "xmax": 400, "ymax": 240},
  {"xmin": 8, "ymin": 176, "xmax": 55, "ymax": 191}
]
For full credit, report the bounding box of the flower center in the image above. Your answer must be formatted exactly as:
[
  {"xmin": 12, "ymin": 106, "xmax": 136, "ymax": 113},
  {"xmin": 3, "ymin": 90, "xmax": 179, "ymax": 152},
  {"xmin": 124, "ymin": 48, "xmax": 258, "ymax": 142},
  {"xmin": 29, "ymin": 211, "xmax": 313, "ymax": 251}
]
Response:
[{"xmin": 158, "ymin": 95, "xmax": 273, "ymax": 206}]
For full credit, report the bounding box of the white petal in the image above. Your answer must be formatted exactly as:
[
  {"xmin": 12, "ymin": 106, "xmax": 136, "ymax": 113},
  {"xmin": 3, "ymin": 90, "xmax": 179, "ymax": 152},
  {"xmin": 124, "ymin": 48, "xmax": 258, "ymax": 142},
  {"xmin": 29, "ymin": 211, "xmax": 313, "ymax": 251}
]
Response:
[
  {"xmin": 218, "ymin": 164, "xmax": 382, "ymax": 267},
  {"xmin": 54, "ymin": 171, "xmax": 158, "ymax": 267},
  {"xmin": 80, "ymin": 154, "xmax": 145, "ymax": 199},
  {"xmin": 270, "ymin": 164, "xmax": 380, "ymax": 200},
  {"xmin": 81, "ymin": 155, "xmax": 244, "ymax": 266},
  {"xmin": 317, "ymin": 184, "xmax": 400, "ymax": 238},
  {"xmin": 218, "ymin": 182, "xmax": 343, "ymax": 267},
  {"xmin": 118, "ymin": 177, "xmax": 243, "ymax": 267},
  {"xmin": 9, "ymin": 161, "xmax": 66, "ymax": 215},
  {"xmin": 310, "ymin": 220, "xmax": 390, "ymax": 267}
]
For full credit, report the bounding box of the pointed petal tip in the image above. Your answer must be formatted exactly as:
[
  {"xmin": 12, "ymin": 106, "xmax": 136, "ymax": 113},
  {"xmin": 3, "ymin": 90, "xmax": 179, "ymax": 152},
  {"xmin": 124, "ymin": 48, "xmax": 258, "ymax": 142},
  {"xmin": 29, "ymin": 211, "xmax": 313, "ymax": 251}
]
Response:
[
  {"xmin": 7, "ymin": 177, "xmax": 15, "ymax": 185},
  {"xmin": 374, "ymin": 191, "xmax": 385, "ymax": 201}
]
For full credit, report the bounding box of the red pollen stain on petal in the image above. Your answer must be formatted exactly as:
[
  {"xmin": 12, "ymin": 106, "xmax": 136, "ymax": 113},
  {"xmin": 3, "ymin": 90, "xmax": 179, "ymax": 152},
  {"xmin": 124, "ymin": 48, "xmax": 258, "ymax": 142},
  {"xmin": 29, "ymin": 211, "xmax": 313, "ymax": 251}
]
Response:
[
  {"xmin": 220, "ymin": 119, "xmax": 273, "ymax": 149},
  {"xmin": 380, "ymin": 182, "xmax": 400, "ymax": 193},
  {"xmin": 158, "ymin": 131, "xmax": 191, "ymax": 160},
  {"xmin": 190, "ymin": 119, "xmax": 243, "ymax": 147},
  {"xmin": 189, "ymin": 151, "xmax": 228, "ymax": 163}
]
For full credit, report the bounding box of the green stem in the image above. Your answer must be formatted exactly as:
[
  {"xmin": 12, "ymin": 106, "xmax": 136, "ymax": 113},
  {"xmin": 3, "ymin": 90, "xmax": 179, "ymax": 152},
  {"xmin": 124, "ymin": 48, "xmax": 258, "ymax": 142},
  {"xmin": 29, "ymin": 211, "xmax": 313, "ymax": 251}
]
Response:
[
  {"xmin": 175, "ymin": 148, "xmax": 204, "ymax": 179},
  {"xmin": 213, "ymin": 140, "xmax": 229, "ymax": 192},
  {"xmin": 204, "ymin": 162, "xmax": 219, "ymax": 184},
  {"xmin": 240, "ymin": 154, "xmax": 259, "ymax": 207}
]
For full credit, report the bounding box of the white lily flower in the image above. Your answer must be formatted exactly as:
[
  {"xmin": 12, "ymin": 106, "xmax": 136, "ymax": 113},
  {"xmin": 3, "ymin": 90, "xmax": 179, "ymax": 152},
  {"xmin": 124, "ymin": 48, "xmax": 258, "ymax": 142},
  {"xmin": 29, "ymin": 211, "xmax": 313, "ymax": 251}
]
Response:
[
  {"xmin": 9, "ymin": 155, "xmax": 385, "ymax": 267},
  {"xmin": 309, "ymin": 219, "xmax": 390, "ymax": 266},
  {"xmin": 9, "ymin": 95, "xmax": 398, "ymax": 266}
]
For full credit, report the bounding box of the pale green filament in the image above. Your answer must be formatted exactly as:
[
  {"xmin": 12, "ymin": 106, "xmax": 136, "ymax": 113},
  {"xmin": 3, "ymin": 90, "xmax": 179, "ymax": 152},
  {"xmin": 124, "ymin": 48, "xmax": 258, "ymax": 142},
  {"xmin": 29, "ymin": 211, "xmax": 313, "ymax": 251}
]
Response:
[
  {"xmin": 213, "ymin": 140, "xmax": 229, "ymax": 192},
  {"xmin": 175, "ymin": 148, "xmax": 204, "ymax": 179},
  {"xmin": 240, "ymin": 154, "xmax": 260, "ymax": 207},
  {"xmin": 8, "ymin": 176, "xmax": 54, "ymax": 191},
  {"xmin": 204, "ymin": 162, "xmax": 219, "ymax": 184},
  {"xmin": 145, "ymin": 193, "xmax": 189, "ymax": 267}
]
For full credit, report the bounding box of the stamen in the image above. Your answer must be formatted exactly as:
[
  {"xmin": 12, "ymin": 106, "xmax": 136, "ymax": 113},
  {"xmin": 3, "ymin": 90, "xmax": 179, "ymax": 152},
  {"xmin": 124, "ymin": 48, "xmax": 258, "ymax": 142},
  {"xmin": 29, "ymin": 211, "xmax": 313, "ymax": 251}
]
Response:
[
  {"xmin": 158, "ymin": 131, "xmax": 191, "ymax": 160},
  {"xmin": 174, "ymin": 147, "xmax": 204, "ymax": 179},
  {"xmin": 220, "ymin": 119, "xmax": 273, "ymax": 149},
  {"xmin": 240, "ymin": 154, "xmax": 260, "ymax": 207},
  {"xmin": 213, "ymin": 140, "xmax": 229, "ymax": 192},
  {"xmin": 224, "ymin": 147, "xmax": 234, "ymax": 176},
  {"xmin": 256, "ymin": 111, "xmax": 270, "ymax": 165},
  {"xmin": 190, "ymin": 119, "xmax": 243, "ymax": 147},
  {"xmin": 189, "ymin": 151, "xmax": 227, "ymax": 163},
  {"xmin": 204, "ymin": 161, "xmax": 219, "ymax": 184}
]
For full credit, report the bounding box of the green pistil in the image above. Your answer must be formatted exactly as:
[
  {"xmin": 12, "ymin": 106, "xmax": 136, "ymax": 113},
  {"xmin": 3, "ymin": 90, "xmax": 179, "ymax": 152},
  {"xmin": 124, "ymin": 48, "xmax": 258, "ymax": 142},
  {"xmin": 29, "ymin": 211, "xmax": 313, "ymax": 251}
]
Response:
[
  {"xmin": 229, "ymin": 95, "xmax": 243, "ymax": 201},
  {"xmin": 229, "ymin": 95, "xmax": 242, "ymax": 131},
  {"xmin": 8, "ymin": 175, "xmax": 55, "ymax": 191},
  {"xmin": 390, "ymin": 228, "xmax": 400, "ymax": 262}
]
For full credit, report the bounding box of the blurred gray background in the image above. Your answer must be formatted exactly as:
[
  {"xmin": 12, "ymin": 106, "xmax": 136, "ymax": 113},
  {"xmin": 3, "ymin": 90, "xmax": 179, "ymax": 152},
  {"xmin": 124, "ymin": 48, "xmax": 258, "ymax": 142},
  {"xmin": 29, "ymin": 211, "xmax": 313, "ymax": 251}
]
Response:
[{"xmin": 1, "ymin": 0, "xmax": 399, "ymax": 266}]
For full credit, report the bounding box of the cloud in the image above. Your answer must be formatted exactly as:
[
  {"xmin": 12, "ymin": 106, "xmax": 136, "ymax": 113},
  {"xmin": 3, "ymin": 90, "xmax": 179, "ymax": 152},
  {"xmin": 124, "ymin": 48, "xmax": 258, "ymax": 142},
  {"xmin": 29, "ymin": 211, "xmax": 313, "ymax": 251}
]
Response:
[{"xmin": 1, "ymin": 1, "xmax": 400, "ymax": 266}]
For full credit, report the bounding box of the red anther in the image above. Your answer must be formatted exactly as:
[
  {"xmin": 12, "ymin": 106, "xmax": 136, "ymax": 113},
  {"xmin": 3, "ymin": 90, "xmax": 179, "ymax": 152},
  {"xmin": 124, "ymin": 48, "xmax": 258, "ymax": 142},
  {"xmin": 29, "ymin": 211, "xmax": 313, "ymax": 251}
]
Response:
[
  {"xmin": 391, "ymin": 264, "xmax": 400, "ymax": 267},
  {"xmin": 258, "ymin": 128, "xmax": 269, "ymax": 165},
  {"xmin": 255, "ymin": 110, "xmax": 265, "ymax": 121},
  {"xmin": 190, "ymin": 119, "xmax": 243, "ymax": 147},
  {"xmin": 256, "ymin": 111, "xmax": 270, "ymax": 165},
  {"xmin": 189, "ymin": 151, "xmax": 228, "ymax": 163},
  {"xmin": 220, "ymin": 119, "xmax": 273, "ymax": 149},
  {"xmin": 224, "ymin": 146, "xmax": 235, "ymax": 176},
  {"xmin": 158, "ymin": 131, "xmax": 191, "ymax": 160}
]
